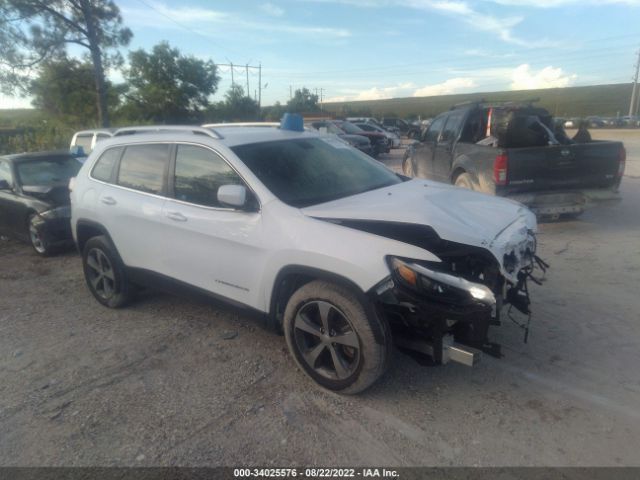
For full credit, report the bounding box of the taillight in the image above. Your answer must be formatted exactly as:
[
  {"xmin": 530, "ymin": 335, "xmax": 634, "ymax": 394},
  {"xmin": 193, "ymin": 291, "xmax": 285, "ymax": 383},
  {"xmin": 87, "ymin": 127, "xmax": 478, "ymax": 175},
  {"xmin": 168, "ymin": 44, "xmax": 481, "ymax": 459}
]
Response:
[
  {"xmin": 618, "ymin": 146, "xmax": 626, "ymax": 177},
  {"xmin": 494, "ymin": 153, "xmax": 508, "ymax": 185}
]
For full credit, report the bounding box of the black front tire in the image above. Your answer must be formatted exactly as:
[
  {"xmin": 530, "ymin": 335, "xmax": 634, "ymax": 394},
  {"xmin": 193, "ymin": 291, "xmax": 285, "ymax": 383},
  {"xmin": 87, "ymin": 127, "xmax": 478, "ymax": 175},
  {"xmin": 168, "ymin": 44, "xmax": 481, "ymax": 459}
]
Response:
[
  {"xmin": 82, "ymin": 235, "xmax": 134, "ymax": 308},
  {"xmin": 283, "ymin": 280, "xmax": 391, "ymax": 394}
]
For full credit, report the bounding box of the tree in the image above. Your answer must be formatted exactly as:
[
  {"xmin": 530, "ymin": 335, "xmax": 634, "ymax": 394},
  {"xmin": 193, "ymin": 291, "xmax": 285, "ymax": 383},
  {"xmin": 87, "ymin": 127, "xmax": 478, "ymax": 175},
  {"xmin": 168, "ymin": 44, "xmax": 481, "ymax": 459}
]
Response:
[
  {"xmin": 30, "ymin": 56, "xmax": 122, "ymax": 126},
  {"xmin": 122, "ymin": 42, "xmax": 219, "ymax": 124},
  {"xmin": 286, "ymin": 88, "xmax": 320, "ymax": 113},
  {"xmin": 221, "ymin": 84, "xmax": 260, "ymax": 121},
  {"xmin": 0, "ymin": 0, "xmax": 132, "ymax": 127}
]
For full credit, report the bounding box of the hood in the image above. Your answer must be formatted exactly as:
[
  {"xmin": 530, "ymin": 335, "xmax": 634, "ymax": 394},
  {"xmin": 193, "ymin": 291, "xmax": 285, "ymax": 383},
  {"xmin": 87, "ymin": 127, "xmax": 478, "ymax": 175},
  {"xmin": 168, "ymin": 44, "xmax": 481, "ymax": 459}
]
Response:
[
  {"xmin": 22, "ymin": 184, "xmax": 71, "ymax": 207},
  {"xmin": 302, "ymin": 179, "xmax": 537, "ymax": 282}
]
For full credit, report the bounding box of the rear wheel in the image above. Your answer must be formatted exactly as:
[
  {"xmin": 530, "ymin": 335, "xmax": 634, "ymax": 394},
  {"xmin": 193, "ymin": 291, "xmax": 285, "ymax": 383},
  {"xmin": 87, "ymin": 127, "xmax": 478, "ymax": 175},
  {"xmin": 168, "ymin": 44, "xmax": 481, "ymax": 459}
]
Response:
[
  {"xmin": 402, "ymin": 154, "xmax": 414, "ymax": 177},
  {"xmin": 283, "ymin": 280, "xmax": 391, "ymax": 394},
  {"xmin": 82, "ymin": 235, "xmax": 134, "ymax": 308},
  {"xmin": 454, "ymin": 172, "xmax": 475, "ymax": 190}
]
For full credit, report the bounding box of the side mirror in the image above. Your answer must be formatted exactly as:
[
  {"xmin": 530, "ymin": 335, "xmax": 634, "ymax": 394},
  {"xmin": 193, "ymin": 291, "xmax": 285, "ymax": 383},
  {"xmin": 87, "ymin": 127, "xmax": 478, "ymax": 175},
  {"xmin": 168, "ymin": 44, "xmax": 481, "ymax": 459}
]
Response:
[
  {"xmin": 218, "ymin": 184, "xmax": 247, "ymax": 208},
  {"xmin": 0, "ymin": 179, "xmax": 11, "ymax": 190}
]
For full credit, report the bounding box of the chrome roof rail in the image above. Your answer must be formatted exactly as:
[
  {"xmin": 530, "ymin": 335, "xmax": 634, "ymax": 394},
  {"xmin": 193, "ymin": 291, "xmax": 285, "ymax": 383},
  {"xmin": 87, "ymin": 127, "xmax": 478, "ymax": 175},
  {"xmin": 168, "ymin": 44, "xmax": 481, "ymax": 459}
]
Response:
[
  {"xmin": 113, "ymin": 125, "xmax": 224, "ymax": 139},
  {"xmin": 201, "ymin": 122, "xmax": 279, "ymax": 128}
]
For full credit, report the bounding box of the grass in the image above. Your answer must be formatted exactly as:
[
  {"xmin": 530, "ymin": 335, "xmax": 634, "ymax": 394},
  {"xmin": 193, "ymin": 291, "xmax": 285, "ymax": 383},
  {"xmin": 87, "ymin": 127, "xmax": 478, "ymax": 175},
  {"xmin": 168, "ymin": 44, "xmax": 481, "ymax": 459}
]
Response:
[{"xmin": 322, "ymin": 83, "xmax": 636, "ymax": 119}]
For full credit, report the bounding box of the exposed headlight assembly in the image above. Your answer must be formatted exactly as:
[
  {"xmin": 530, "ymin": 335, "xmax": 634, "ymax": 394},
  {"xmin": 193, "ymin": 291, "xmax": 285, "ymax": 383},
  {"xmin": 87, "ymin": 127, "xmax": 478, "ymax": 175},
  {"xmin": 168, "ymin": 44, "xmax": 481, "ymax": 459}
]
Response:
[
  {"xmin": 387, "ymin": 257, "xmax": 496, "ymax": 306},
  {"xmin": 39, "ymin": 206, "xmax": 71, "ymax": 220}
]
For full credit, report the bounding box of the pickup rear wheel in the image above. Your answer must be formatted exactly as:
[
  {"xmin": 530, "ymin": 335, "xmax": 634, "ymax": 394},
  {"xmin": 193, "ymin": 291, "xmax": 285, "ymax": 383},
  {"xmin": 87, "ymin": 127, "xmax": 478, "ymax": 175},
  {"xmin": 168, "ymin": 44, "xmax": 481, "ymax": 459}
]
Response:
[
  {"xmin": 283, "ymin": 280, "xmax": 391, "ymax": 394},
  {"xmin": 454, "ymin": 172, "xmax": 475, "ymax": 190}
]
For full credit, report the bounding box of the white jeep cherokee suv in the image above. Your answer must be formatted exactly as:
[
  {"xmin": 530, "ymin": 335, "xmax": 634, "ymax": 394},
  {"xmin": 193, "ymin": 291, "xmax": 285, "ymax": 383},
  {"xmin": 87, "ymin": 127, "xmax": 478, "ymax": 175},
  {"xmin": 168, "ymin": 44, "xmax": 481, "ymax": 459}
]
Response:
[{"xmin": 70, "ymin": 123, "xmax": 540, "ymax": 394}]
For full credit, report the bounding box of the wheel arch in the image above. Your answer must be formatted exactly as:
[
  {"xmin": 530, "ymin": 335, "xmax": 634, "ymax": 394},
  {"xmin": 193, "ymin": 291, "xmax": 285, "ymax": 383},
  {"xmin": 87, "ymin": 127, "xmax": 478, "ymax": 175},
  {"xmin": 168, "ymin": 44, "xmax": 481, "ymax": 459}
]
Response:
[
  {"xmin": 268, "ymin": 265, "xmax": 377, "ymax": 336},
  {"xmin": 75, "ymin": 219, "xmax": 116, "ymax": 254}
]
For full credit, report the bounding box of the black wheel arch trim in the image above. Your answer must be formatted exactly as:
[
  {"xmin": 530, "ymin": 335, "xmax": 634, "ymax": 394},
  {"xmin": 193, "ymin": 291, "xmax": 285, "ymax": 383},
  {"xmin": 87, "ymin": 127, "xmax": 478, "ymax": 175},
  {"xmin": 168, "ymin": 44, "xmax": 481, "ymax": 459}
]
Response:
[{"xmin": 269, "ymin": 264, "xmax": 387, "ymax": 345}]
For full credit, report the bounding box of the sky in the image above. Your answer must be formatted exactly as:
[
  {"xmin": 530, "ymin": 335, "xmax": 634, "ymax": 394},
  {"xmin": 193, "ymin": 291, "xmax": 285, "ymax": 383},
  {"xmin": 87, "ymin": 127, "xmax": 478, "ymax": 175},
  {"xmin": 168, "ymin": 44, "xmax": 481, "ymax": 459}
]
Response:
[{"xmin": 1, "ymin": 0, "xmax": 640, "ymax": 108}]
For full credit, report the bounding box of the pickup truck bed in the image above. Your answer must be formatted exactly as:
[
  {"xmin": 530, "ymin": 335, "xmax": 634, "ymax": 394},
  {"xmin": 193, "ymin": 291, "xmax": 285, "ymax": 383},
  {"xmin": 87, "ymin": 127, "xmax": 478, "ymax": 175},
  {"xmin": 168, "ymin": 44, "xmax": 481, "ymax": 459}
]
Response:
[{"xmin": 403, "ymin": 103, "xmax": 625, "ymax": 217}]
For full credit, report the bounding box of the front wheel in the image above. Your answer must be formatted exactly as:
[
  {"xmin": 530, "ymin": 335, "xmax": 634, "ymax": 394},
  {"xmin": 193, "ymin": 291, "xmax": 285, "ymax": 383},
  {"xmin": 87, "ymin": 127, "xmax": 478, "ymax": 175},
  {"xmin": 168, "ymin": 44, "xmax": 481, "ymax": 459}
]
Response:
[
  {"xmin": 283, "ymin": 280, "xmax": 391, "ymax": 394},
  {"xmin": 402, "ymin": 154, "xmax": 414, "ymax": 177}
]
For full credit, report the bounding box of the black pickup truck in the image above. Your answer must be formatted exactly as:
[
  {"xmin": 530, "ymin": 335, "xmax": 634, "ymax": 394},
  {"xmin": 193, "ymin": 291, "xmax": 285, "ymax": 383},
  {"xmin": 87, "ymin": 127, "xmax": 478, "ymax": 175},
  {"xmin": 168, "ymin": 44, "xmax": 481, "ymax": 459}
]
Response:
[{"xmin": 403, "ymin": 102, "xmax": 626, "ymax": 217}]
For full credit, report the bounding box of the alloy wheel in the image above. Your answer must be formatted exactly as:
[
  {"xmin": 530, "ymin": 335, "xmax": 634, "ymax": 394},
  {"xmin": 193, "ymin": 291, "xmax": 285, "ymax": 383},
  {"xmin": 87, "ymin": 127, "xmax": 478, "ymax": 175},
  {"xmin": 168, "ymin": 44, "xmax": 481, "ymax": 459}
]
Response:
[
  {"xmin": 293, "ymin": 300, "xmax": 361, "ymax": 380},
  {"xmin": 29, "ymin": 223, "xmax": 46, "ymax": 254},
  {"xmin": 85, "ymin": 248, "xmax": 116, "ymax": 300}
]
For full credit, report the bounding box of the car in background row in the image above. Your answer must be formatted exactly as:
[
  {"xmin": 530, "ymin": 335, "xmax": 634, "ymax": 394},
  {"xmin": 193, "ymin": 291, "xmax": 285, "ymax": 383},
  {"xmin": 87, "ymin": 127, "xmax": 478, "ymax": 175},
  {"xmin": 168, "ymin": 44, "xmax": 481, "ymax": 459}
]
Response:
[
  {"xmin": 0, "ymin": 151, "xmax": 81, "ymax": 255},
  {"xmin": 352, "ymin": 122, "xmax": 401, "ymax": 148},
  {"xmin": 308, "ymin": 121, "xmax": 373, "ymax": 156},
  {"xmin": 332, "ymin": 120, "xmax": 390, "ymax": 157}
]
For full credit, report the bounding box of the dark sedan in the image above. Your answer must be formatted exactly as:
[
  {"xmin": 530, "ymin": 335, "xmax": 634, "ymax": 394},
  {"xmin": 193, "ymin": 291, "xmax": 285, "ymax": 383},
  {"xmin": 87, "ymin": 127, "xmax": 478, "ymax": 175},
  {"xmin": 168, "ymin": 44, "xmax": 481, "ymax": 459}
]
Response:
[
  {"xmin": 0, "ymin": 151, "xmax": 81, "ymax": 255},
  {"xmin": 333, "ymin": 120, "xmax": 390, "ymax": 157}
]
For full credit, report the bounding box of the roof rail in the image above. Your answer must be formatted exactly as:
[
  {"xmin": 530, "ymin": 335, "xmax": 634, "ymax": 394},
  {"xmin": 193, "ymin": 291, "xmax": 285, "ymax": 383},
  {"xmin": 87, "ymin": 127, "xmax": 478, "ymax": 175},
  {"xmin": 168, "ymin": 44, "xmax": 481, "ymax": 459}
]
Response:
[
  {"xmin": 201, "ymin": 122, "xmax": 279, "ymax": 128},
  {"xmin": 451, "ymin": 97, "xmax": 541, "ymax": 110},
  {"xmin": 113, "ymin": 125, "xmax": 223, "ymax": 139}
]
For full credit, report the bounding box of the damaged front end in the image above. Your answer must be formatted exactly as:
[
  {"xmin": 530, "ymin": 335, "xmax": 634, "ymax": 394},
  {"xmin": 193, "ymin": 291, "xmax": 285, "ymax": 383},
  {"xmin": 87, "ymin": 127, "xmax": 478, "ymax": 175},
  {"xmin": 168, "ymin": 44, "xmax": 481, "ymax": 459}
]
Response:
[{"xmin": 368, "ymin": 227, "xmax": 546, "ymax": 366}]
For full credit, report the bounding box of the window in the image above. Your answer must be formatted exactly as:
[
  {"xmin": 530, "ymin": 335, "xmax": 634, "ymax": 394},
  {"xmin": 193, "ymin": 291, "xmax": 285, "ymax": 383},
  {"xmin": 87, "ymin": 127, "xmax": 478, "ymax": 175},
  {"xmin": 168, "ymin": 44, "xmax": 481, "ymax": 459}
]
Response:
[
  {"xmin": 117, "ymin": 144, "xmax": 169, "ymax": 195},
  {"xmin": 424, "ymin": 115, "xmax": 447, "ymax": 142},
  {"xmin": 232, "ymin": 138, "xmax": 401, "ymax": 208},
  {"xmin": 174, "ymin": 145, "xmax": 242, "ymax": 208},
  {"xmin": 0, "ymin": 161, "xmax": 12, "ymax": 186},
  {"xmin": 74, "ymin": 134, "xmax": 93, "ymax": 153},
  {"xmin": 440, "ymin": 111, "xmax": 465, "ymax": 143},
  {"xmin": 95, "ymin": 133, "xmax": 111, "ymax": 143},
  {"xmin": 358, "ymin": 124, "xmax": 375, "ymax": 132},
  {"xmin": 15, "ymin": 156, "xmax": 81, "ymax": 187},
  {"xmin": 91, "ymin": 147, "xmax": 122, "ymax": 182}
]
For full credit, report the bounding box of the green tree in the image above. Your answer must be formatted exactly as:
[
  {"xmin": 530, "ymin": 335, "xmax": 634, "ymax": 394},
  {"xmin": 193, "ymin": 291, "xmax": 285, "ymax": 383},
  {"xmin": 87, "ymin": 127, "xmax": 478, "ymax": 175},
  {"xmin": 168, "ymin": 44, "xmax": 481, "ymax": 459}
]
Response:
[
  {"xmin": 0, "ymin": 0, "xmax": 132, "ymax": 127},
  {"xmin": 30, "ymin": 56, "xmax": 122, "ymax": 126},
  {"xmin": 286, "ymin": 88, "xmax": 319, "ymax": 113},
  {"xmin": 222, "ymin": 84, "xmax": 260, "ymax": 121},
  {"xmin": 262, "ymin": 101, "xmax": 286, "ymax": 121},
  {"xmin": 122, "ymin": 42, "xmax": 219, "ymax": 124}
]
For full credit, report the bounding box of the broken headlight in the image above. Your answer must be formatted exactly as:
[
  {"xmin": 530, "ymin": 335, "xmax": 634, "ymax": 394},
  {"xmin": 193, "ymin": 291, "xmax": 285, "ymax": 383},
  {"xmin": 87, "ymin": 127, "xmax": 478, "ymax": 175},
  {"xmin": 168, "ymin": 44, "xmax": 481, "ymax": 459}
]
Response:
[{"xmin": 387, "ymin": 257, "xmax": 496, "ymax": 306}]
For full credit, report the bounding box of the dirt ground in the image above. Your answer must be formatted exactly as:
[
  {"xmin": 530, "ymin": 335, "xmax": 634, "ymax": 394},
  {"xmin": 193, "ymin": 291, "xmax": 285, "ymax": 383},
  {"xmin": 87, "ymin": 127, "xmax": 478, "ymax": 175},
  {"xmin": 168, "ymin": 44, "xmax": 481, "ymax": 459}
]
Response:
[{"xmin": 1, "ymin": 131, "xmax": 640, "ymax": 467}]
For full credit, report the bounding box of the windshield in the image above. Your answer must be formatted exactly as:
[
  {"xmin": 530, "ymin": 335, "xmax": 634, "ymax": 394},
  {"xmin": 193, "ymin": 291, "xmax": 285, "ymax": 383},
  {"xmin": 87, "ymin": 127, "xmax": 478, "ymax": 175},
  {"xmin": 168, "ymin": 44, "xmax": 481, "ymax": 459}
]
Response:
[
  {"xmin": 16, "ymin": 156, "xmax": 81, "ymax": 187},
  {"xmin": 337, "ymin": 121, "xmax": 364, "ymax": 134},
  {"xmin": 231, "ymin": 138, "xmax": 402, "ymax": 208}
]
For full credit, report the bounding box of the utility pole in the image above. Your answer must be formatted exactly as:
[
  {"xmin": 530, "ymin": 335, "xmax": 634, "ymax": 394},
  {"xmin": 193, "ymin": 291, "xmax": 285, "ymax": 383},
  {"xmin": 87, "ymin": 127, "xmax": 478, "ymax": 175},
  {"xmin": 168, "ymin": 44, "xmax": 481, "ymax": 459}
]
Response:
[
  {"xmin": 320, "ymin": 88, "xmax": 324, "ymax": 111},
  {"xmin": 258, "ymin": 63, "xmax": 262, "ymax": 108},
  {"xmin": 230, "ymin": 62, "xmax": 234, "ymax": 86},
  {"xmin": 290, "ymin": 85, "xmax": 293, "ymax": 100},
  {"xmin": 246, "ymin": 64, "xmax": 250, "ymax": 96},
  {"xmin": 630, "ymin": 49, "xmax": 640, "ymax": 117}
]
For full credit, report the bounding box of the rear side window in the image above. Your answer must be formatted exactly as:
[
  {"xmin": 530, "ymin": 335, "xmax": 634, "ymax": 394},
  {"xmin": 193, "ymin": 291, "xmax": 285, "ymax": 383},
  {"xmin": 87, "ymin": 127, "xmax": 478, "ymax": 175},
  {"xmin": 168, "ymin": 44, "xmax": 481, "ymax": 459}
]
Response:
[
  {"xmin": 173, "ymin": 145, "xmax": 242, "ymax": 208},
  {"xmin": 440, "ymin": 111, "xmax": 465, "ymax": 143},
  {"xmin": 424, "ymin": 115, "xmax": 446, "ymax": 142},
  {"xmin": 0, "ymin": 161, "xmax": 12, "ymax": 185},
  {"xmin": 117, "ymin": 144, "xmax": 169, "ymax": 195},
  {"xmin": 91, "ymin": 147, "xmax": 122, "ymax": 182}
]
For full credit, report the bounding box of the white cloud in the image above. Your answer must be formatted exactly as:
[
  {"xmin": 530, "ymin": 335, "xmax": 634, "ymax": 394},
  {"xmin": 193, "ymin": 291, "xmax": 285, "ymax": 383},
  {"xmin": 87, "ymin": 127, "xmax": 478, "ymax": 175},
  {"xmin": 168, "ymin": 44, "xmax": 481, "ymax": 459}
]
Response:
[
  {"xmin": 325, "ymin": 82, "xmax": 415, "ymax": 101},
  {"xmin": 260, "ymin": 2, "xmax": 285, "ymax": 16},
  {"xmin": 413, "ymin": 77, "xmax": 476, "ymax": 97},
  {"xmin": 485, "ymin": 0, "xmax": 640, "ymax": 6},
  {"xmin": 123, "ymin": 1, "xmax": 349, "ymax": 38},
  {"xmin": 510, "ymin": 64, "xmax": 576, "ymax": 89}
]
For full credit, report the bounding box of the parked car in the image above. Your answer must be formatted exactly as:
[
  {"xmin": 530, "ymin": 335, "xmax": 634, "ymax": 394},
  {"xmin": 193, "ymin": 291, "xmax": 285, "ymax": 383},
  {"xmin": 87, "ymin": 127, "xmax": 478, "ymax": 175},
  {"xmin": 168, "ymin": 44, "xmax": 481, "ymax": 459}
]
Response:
[
  {"xmin": 403, "ymin": 102, "xmax": 625, "ymax": 218},
  {"xmin": 70, "ymin": 129, "xmax": 115, "ymax": 156},
  {"xmin": 308, "ymin": 121, "xmax": 373, "ymax": 155},
  {"xmin": 353, "ymin": 122, "xmax": 401, "ymax": 148},
  {"xmin": 603, "ymin": 117, "xmax": 624, "ymax": 127},
  {"xmin": 621, "ymin": 115, "xmax": 640, "ymax": 127},
  {"xmin": 333, "ymin": 120, "xmax": 390, "ymax": 156},
  {"xmin": 585, "ymin": 116, "xmax": 605, "ymax": 128},
  {"xmin": 0, "ymin": 151, "xmax": 81, "ymax": 255},
  {"xmin": 380, "ymin": 117, "xmax": 414, "ymax": 137},
  {"xmin": 563, "ymin": 118, "xmax": 579, "ymax": 129},
  {"xmin": 347, "ymin": 117, "xmax": 401, "ymax": 136},
  {"xmin": 70, "ymin": 123, "xmax": 541, "ymax": 394}
]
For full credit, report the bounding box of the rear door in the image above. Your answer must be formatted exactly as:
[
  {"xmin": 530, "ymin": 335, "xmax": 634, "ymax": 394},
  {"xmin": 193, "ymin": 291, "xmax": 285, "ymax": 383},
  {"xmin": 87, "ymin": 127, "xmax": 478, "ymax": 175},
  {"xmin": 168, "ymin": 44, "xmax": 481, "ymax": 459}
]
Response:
[
  {"xmin": 412, "ymin": 114, "xmax": 446, "ymax": 179},
  {"xmin": 97, "ymin": 143, "xmax": 170, "ymax": 273},
  {"xmin": 160, "ymin": 143, "xmax": 265, "ymax": 307},
  {"xmin": 0, "ymin": 160, "xmax": 17, "ymax": 235}
]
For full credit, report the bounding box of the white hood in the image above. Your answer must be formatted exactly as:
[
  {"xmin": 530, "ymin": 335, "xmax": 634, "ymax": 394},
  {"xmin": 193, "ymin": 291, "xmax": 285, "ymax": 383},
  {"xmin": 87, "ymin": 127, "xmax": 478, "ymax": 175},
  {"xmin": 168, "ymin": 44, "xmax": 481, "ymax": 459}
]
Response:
[{"xmin": 302, "ymin": 179, "xmax": 537, "ymax": 282}]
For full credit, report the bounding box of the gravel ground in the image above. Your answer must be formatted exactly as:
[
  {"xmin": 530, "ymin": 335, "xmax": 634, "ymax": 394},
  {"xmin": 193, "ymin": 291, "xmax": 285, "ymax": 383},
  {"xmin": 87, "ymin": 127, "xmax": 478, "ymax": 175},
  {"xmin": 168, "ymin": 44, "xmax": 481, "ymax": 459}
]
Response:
[{"xmin": 1, "ymin": 132, "xmax": 640, "ymax": 467}]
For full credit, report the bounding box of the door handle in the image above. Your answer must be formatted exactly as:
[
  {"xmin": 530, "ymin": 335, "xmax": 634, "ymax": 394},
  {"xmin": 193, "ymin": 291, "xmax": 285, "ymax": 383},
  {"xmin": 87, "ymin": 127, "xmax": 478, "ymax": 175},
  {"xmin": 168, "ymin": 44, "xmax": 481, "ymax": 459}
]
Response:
[
  {"xmin": 166, "ymin": 211, "xmax": 187, "ymax": 222},
  {"xmin": 101, "ymin": 196, "xmax": 116, "ymax": 205}
]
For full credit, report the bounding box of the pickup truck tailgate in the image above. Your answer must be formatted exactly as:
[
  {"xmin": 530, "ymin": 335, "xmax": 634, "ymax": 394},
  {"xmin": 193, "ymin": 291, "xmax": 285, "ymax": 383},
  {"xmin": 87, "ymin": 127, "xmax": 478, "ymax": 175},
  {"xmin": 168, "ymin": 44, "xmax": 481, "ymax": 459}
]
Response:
[{"xmin": 503, "ymin": 141, "xmax": 624, "ymax": 194}]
